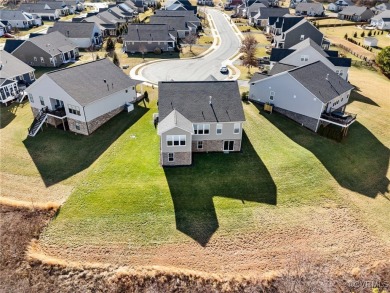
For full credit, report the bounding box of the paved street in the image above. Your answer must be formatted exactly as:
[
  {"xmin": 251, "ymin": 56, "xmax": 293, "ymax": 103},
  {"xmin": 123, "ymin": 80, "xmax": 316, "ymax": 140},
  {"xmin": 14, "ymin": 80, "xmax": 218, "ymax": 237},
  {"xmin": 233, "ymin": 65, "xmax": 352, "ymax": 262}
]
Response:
[{"xmin": 140, "ymin": 8, "xmax": 241, "ymax": 83}]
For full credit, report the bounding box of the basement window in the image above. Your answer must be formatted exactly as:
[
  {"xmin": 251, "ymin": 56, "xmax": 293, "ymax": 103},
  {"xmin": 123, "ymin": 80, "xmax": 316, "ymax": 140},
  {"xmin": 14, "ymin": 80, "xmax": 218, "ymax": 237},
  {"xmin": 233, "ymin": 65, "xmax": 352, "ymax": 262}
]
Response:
[
  {"xmin": 168, "ymin": 153, "xmax": 174, "ymax": 162},
  {"xmin": 75, "ymin": 123, "xmax": 80, "ymax": 130},
  {"xmin": 269, "ymin": 91, "xmax": 275, "ymax": 101}
]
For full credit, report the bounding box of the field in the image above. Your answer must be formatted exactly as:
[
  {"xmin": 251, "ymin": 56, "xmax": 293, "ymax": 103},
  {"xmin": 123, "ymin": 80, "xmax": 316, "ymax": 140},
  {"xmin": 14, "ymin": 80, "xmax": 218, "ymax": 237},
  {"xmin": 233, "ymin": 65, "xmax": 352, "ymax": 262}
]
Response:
[{"xmin": 1, "ymin": 66, "xmax": 389, "ymax": 282}]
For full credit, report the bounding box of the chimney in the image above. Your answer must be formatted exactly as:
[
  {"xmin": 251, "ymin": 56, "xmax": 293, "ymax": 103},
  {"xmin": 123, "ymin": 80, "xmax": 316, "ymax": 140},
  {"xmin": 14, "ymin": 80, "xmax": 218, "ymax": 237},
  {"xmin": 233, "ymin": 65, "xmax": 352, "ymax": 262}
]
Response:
[
  {"xmin": 325, "ymin": 73, "xmax": 329, "ymax": 80},
  {"xmin": 209, "ymin": 95, "xmax": 212, "ymax": 105}
]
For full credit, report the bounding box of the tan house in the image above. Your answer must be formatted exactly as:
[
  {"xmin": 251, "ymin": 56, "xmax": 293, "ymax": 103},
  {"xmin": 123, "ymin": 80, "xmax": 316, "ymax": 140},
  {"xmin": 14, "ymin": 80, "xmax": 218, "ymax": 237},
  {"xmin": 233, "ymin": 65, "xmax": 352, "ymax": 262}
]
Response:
[
  {"xmin": 157, "ymin": 81, "xmax": 246, "ymax": 166},
  {"xmin": 26, "ymin": 58, "xmax": 140, "ymax": 137}
]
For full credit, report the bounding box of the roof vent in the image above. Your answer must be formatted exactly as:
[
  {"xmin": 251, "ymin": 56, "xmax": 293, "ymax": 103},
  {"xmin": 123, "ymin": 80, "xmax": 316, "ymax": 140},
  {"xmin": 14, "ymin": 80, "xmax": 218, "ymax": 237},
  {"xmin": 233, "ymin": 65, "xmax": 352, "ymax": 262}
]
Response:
[
  {"xmin": 209, "ymin": 95, "xmax": 212, "ymax": 105},
  {"xmin": 103, "ymin": 79, "xmax": 107, "ymax": 83},
  {"xmin": 325, "ymin": 73, "xmax": 329, "ymax": 80}
]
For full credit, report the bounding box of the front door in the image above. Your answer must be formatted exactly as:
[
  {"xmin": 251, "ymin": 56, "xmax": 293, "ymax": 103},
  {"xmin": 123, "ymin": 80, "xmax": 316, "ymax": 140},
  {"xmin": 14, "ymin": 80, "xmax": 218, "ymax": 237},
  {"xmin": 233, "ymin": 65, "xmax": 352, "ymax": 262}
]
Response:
[{"xmin": 224, "ymin": 141, "xmax": 234, "ymax": 151}]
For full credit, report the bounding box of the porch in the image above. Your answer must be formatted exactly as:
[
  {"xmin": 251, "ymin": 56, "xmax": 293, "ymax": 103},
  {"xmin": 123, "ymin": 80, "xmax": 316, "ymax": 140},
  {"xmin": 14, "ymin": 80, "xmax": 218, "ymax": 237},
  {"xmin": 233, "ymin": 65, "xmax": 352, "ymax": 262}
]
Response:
[{"xmin": 320, "ymin": 111, "xmax": 357, "ymax": 127}]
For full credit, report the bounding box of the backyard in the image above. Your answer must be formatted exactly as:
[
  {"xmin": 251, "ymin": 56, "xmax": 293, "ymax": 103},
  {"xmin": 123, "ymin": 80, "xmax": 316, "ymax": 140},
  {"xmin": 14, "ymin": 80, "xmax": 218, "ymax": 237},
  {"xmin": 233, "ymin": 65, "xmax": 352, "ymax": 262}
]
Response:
[{"xmin": 1, "ymin": 65, "xmax": 388, "ymax": 276}]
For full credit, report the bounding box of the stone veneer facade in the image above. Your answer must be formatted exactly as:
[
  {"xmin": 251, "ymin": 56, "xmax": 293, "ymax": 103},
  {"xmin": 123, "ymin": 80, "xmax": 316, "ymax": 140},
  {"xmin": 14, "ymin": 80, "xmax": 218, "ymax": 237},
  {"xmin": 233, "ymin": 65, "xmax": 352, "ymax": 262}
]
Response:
[
  {"xmin": 192, "ymin": 139, "xmax": 242, "ymax": 153},
  {"xmin": 274, "ymin": 106, "xmax": 319, "ymax": 132},
  {"xmin": 161, "ymin": 151, "xmax": 192, "ymax": 166}
]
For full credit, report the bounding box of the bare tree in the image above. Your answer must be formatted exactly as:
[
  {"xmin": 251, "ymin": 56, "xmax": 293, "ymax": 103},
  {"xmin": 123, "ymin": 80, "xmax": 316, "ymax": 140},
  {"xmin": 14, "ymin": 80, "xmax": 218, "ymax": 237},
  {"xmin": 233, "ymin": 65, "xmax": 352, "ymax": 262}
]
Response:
[
  {"xmin": 139, "ymin": 44, "xmax": 148, "ymax": 60},
  {"xmin": 240, "ymin": 34, "xmax": 258, "ymax": 73},
  {"xmin": 184, "ymin": 33, "xmax": 197, "ymax": 53}
]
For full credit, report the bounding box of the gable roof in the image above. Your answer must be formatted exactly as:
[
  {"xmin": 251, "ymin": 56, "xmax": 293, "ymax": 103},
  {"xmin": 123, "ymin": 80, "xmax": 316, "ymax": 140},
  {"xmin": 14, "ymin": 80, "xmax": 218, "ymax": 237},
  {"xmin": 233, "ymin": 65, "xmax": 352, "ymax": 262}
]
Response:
[
  {"xmin": 0, "ymin": 50, "xmax": 34, "ymax": 79},
  {"xmin": 269, "ymin": 16, "xmax": 304, "ymax": 31},
  {"xmin": 0, "ymin": 10, "xmax": 31, "ymax": 21},
  {"xmin": 19, "ymin": 3, "xmax": 57, "ymax": 14},
  {"xmin": 149, "ymin": 15, "xmax": 187, "ymax": 31},
  {"xmin": 270, "ymin": 48, "xmax": 295, "ymax": 61},
  {"xmin": 3, "ymin": 39, "xmax": 25, "ymax": 53},
  {"xmin": 23, "ymin": 31, "xmax": 77, "ymax": 56},
  {"xmin": 204, "ymin": 74, "xmax": 218, "ymax": 81},
  {"xmin": 154, "ymin": 10, "xmax": 197, "ymax": 17},
  {"xmin": 42, "ymin": 58, "xmax": 139, "ymax": 106},
  {"xmin": 250, "ymin": 72, "xmax": 270, "ymax": 83},
  {"xmin": 290, "ymin": 37, "xmax": 328, "ymax": 57},
  {"xmin": 295, "ymin": 2, "xmax": 324, "ymax": 12},
  {"xmin": 157, "ymin": 109, "xmax": 194, "ymax": 134},
  {"xmin": 158, "ymin": 81, "xmax": 245, "ymax": 123},
  {"xmin": 338, "ymin": 5, "xmax": 370, "ymax": 16},
  {"xmin": 0, "ymin": 78, "xmax": 17, "ymax": 87},
  {"xmin": 371, "ymin": 10, "xmax": 390, "ymax": 21},
  {"xmin": 254, "ymin": 7, "xmax": 290, "ymax": 20},
  {"xmin": 269, "ymin": 63, "xmax": 296, "ymax": 74},
  {"xmin": 288, "ymin": 61, "xmax": 354, "ymax": 103},
  {"xmin": 125, "ymin": 24, "xmax": 172, "ymax": 41},
  {"xmin": 47, "ymin": 21, "xmax": 96, "ymax": 38}
]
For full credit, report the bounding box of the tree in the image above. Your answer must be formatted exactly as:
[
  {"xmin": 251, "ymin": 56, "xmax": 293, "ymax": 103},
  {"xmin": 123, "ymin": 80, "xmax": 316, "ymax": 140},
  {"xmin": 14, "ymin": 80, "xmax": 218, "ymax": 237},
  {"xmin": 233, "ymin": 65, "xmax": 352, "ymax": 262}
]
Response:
[
  {"xmin": 344, "ymin": 33, "xmax": 348, "ymax": 40},
  {"xmin": 240, "ymin": 34, "xmax": 258, "ymax": 73},
  {"xmin": 360, "ymin": 31, "xmax": 365, "ymax": 38},
  {"xmin": 184, "ymin": 33, "xmax": 197, "ymax": 52},
  {"xmin": 106, "ymin": 37, "xmax": 115, "ymax": 52},
  {"xmin": 368, "ymin": 30, "xmax": 372, "ymax": 37},
  {"xmin": 376, "ymin": 46, "xmax": 390, "ymax": 76},
  {"xmin": 112, "ymin": 52, "xmax": 120, "ymax": 67},
  {"xmin": 139, "ymin": 44, "xmax": 148, "ymax": 60},
  {"xmin": 156, "ymin": 1, "xmax": 161, "ymax": 9},
  {"xmin": 353, "ymin": 31, "xmax": 357, "ymax": 38}
]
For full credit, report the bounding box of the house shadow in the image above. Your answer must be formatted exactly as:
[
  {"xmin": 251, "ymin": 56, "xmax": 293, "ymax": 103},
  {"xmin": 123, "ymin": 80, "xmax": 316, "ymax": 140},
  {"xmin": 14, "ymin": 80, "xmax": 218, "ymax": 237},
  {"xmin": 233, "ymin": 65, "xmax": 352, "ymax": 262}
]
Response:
[
  {"xmin": 23, "ymin": 105, "xmax": 149, "ymax": 187},
  {"xmin": 255, "ymin": 105, "xmax": 389, "ymax": 198},
  {"xmin": 0, "ymin": 101, "xmax": 29, "ymax": 129},
  {"xmin": 350, "ymin": 87, "xmax": 380, "ymax": 107},
  {"xmin": 164, "ymin": 132, "xmax": 277, "ymax": 246}
]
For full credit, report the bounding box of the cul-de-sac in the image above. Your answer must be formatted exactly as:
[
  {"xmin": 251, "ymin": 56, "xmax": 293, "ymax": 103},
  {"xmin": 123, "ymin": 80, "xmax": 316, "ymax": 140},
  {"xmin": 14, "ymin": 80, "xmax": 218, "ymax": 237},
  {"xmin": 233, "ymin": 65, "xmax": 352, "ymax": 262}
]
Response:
[{"xmin": 1, "ymin": 0, "xmax": 389, "ymax": 291}]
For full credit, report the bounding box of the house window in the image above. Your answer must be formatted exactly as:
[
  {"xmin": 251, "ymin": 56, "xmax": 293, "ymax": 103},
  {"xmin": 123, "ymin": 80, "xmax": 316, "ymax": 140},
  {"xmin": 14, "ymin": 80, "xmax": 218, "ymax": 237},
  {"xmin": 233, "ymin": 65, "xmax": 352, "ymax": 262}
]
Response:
[
  {"xmin": 193, "ymin": 124, "xmax": 210, "ymax": 135},
  {"xmin": 336, "ymin": 69, "xmax": 343, "ymax": 76},
  {"xmin": 197, "ymin": 141, "xmax": 203, "ymax": 149},
  {"xmin": 68, "ymin": 104, "xmax": 81, "ymax": 115},
  {"xmin": 29, "ymin": 72, "xmax": 35, "ymax": 80},
  {"xmin": 269, "ymin": 91, "xmax": 275, "ymax": 101},
  {"xmin": 34, "ymin": 57, "xmax": 37, "ymax": 61},
  {"xmin": 216, "ymin": 124, "xmax": 222, "ymax": 135},
  {"xmin": 75, "ymin": 123, "xmax": 80, "ymax": 130},
  {"xmin": 40, "ymin": 57, "xmax": 44, "ymax": 63},
  {"xmin": 168, "ymin": 153, "xmax": 174, "ymax": 162},
  {"xmin": 166, "ymin": 135, "xmax": 186, "ymax": 146},
  {"xmin": 224, "ymin": 140, "xmax": 235, "ymax": 151},
  {"xmin": 300, "ymin": 34, "xmax": 305, "ymax": 40},
  {"xmin": 39, "ymin": 96, "xmax": 45, "ymax": 106},
  {"xmin": 29, "ymin": 94, "xmax": 34, "ymax": 103},
  {"xmin": 300, "ymin": 55, "xmax": 309, "ymax": 61},
  {"xmin": 50, "ymin": 58, "xmax": 54, "ymax": 64},
  {"xmin": 233, "ymin": 123, "xmax": 240, "ymax": 134}
]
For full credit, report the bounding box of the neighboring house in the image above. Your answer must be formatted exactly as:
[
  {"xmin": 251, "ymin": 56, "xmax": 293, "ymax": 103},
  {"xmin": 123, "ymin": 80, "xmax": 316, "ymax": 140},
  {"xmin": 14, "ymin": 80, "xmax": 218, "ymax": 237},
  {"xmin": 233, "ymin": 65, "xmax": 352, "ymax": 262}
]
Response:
[
  {"xmin": 157, "ymin": 80, "xmax": 245, "ymax": 166},
  {"xmin": 0, "ymin": 50, "xmax": 36, "ymax": 88},
  {"xmin": 290, "ymin": 0, "xmax": 312, "ymax": 9},
  {"xmin": 338, "ymin": 6, "xmax": 374, "ymax": 22},
  {"xmin": 328, "ymin": 0, "xmax": 348, "ymax": 12},
  {"xmin": 249, "ymin": 61, "xmax": 355, "ymax": 133},
  {"xmin": 0, "ymin": 78, "xmax": 20, "ymax": 105},
  {"xmin": 154, "ymin": 10, "xmax": 201, "ymax": 29},
  {"xmin": 370, "ymin": 10, "xmax": 390, "ymax": 30},
  {"xmin": 123, "ymin": 24, "xmax": 176, "ymax": 53},
  {"xmin": 272, "ymin": 19, "xmax": 329, "ymax": 49},
  {"xmin": 47, "ymin": 21, "xmax": 102, "ymax": 48},
  {"xmin": 197, "ymin": 0, "xmax": 214, "ymax": 6},
  {"xmin": 0, "ymin": 10, "xmax": 41, "ymax": 28},
  {"xmin": 26, "ymin": 58, "xmax": 140, "ymax": 136},
  {"xmin": 249, "ymin": 7, "xmax": 290, "ymax": 26},
  {"xmin": 364, "ymin": 37, "xmax": 378, "ymax": 47},
  {"xmin": 35, "ymin": 1, "xmax": 71, "ymax": 15},
  {"xmin": 243, "ymin": 2, "xmax": 266, "ymax": 18},
  {"xmin": 295, "ymin": 3, "xmax": 324, "ymax": 16},
  {"xmin": 149, "ymin": 15, "xmax": 196, "ymax": 39},
  {"xmin": 19, "ymin": 3, "xmax": 60, "ymax": 20},
  {"xmin": 62, "ymin": 0, "xmax": 85, "ymax": 13},
  {"xmin": 105, "ymin": 6, "xmax": 134, "ymax": 21},
  {"xmin": 371, "ymin": 2, "xmax": 390, "ymax": 15},
  {"xmin": 266, "ymin": 15, "xmax": 304, "ymax": 34},
  {"xmin": 82, "ymin": 15, "xmax": 118, "ymax": 36},
  {"xmin": 10, "ymin": 31, "xmax": 79, "ymax": 68},
  {"xmin": 164, "ymin": 0, "xmax": 196, "ymax": 11},
  {"xmin": 269, "ymin": 38, "xmax": 351, "ymax": 80}
]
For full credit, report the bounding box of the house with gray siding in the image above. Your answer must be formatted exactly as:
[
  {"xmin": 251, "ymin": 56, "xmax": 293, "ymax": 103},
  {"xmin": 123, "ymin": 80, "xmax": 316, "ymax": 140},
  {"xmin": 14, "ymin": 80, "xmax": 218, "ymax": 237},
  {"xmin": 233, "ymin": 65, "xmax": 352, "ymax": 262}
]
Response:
[
  {"xmin": 0, "ymin": 10, "xmax": 41, "ymax": 28},
  {"xmin": 47, "ymin": 21, "xmax": 102, "ymax": 48},
  {"xmin": 157, "ymin": 81, "xmax": 245, "ymax": 166},
  {"xmin": 19, "ymin": 3, "xmax": 61, "ymax": 20},
  {"xmin": 295, "ymin": 3, "xmax": 324, "ymax": 16},
  {"xmin": 269, "ymin": 38, "xmax": 351, "ymax": 80},
  {"xmin": 149, "ymin": 15, "xmax": 196, "ymax": 39},
  {"xmin": 249, "ymin": 7, "xmax": 290, "ymax": 26},
  {"xmin": 370, "ymin": 10, "xmax": 390, "ymax": 30},
  {"xmin": 26, "ymin": 58, "xmax": 140, "ymax": 136},
  {"xmin": 272, "ymin": 19, "xmax": 329, "ymax": 49},
  {"xmin": 10, "ymin": 31, "xmax": 78, "ymax": 68},
  {"xmin": 123, "ymin": 24, "xmax": 176, "ymax": 53},
  {"xmin": 338, "ymin": 6, "xmax": 374, "ymax": 22},
  {"xmin": 0, "ymin": 50, "xmax": 36, "ymax": 89},
  {"xmin": 249, "ymin": 61, "xmax": 355, "ymax": 133}
]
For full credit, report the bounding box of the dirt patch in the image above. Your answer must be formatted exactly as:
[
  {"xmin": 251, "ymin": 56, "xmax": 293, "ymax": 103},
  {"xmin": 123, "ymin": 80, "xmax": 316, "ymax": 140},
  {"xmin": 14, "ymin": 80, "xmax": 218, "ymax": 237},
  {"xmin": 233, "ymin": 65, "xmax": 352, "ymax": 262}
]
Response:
[{"xmin": 327, "ymin": 36, "xmax": 375, "ymax": 60}]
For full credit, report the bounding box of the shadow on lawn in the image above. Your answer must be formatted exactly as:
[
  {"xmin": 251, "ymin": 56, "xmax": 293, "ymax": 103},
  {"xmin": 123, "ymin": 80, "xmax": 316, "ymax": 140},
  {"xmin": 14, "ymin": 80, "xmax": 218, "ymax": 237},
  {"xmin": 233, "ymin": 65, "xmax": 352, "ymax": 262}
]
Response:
[
  {"xmin": 0, "ymin": 101, "xmax": 28, "ymax": 129},
  {"xmin": 164, "ymin": 132, "xmax": 277, "ymax": 246},
  {"xmin": 257, "ymin": 107, "xmax": 389, "ymax": 198},
  {"xmin": 23, "ymin": 105, "xmax": 149, "ymax": 187},
  {"xmin": 350, "ymin": 87, "xmax": 380, "ymax": 107}
]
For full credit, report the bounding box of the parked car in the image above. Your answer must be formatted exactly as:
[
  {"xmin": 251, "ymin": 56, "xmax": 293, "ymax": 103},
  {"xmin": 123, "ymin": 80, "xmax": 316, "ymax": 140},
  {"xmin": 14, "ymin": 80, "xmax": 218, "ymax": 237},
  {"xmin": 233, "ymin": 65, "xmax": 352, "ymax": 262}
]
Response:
[
  {"xmin": 3, "ymin": 33, "xmax": 15, "ymax": 38},
  {"xmin": 220, "ymin": 66, "xmax": 228, "ymax": 74}
]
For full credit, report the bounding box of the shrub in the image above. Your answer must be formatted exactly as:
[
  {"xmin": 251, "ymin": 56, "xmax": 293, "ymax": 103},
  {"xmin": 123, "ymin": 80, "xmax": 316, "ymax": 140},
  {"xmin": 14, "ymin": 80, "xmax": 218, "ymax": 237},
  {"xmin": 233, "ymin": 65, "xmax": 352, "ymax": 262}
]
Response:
[
  {"xmin": 154, "ymin": 47, "xmax": 162, "ymax": 55},
  {"xmin": 353, "ymin": 32, "xmax": 357, "ymax": 38},
  {"xmin": 105, "ymin": 37, "xmax": 115, "ymax": 52},
  {"xmin": 112, "ymin": 52, "xmax": 120, "ymax": 67},
  {"xmin": 360, "ymin": 31, "xmax": 365, "ymax": 38},
  {"xmin": 241, "ymin": 91, "xmax": 249, "ymax": 101},
  {"xmin": 368, "ymin": 30, "xmax": 372, "ymax": 37},
  {"xmin": 344, "ymin": 33, "xmax": 348, "ymax": 40}
]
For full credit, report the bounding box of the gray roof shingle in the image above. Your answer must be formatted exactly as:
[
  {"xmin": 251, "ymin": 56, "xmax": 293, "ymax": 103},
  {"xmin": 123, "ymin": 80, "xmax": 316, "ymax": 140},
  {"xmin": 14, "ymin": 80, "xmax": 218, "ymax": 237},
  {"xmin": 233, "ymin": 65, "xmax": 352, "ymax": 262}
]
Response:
[
  {"xmin": 288, "ymin": 61, "xmax": 354, "ymax": 103},
  {"xmin": 0, "ymin": 50, "xmax": 34, "ymax": 79},
  {"xmin": 47, "ymin": 21, "xmax": 96, "ymax": 38},
  {"xmin": 270, "ymin": 48, "xmax": 295, "ymax": 61},
  {"xmin": 0, "ymin": 10, "xmax": 30, "ymax": 21},
  {"xmin": 253, "ymin": 7, "xmax": 290, "ymax": 20},
  {"xmin": 269, "ymin": 63, "xmax": 296, "ymax": 75},
  {"xmin": 338, "ymin": 5, "xmax": 370, "ymax": 16},
  {"xmin": 158, "ymin": 81, "xmax": 245, "ymax": 123},
  {"xmin": 27, "ymin": 31, "xmax": 77, "ymax": 56},
  {"xmin": 44, "ymin": 58, "xmax": 140, "ymax": 106},
  {"xmin": 125, "ymin": 24, "xmax": 172, "ymax": 41},
  {"xmin": 149, "ymin": 16, "xmax": 188, "ymax": 31}
]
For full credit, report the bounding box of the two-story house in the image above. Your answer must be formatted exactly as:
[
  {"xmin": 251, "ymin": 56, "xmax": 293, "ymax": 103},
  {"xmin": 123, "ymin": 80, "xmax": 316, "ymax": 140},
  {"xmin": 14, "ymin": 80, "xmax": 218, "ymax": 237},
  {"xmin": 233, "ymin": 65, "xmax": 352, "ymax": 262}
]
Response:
[
  {"xmin": 0, "ymin": 10, "xmax": 41, "ymax": 28},
  {"xmin": 249, "ymin": 61, "xmax": 355, "ymax": 133},
  {"xmin": 157, "ymin": 81, "xmax": 246, "ymax": 166},
  {"xmin": 0, "ymin": 50, "xmax": 36, "ymax": 87},
  {"xmin": 26, "ymin": 58, "xmax": 140, "ymax": 136}
]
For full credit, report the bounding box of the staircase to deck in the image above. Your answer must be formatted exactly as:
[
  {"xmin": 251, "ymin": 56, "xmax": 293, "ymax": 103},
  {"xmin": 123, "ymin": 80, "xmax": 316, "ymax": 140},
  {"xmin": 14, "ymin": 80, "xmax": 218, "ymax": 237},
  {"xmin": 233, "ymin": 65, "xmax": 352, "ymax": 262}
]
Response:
[{"xmin": 28, "ymin": 109, "xmax": 47, "ymax": 137}]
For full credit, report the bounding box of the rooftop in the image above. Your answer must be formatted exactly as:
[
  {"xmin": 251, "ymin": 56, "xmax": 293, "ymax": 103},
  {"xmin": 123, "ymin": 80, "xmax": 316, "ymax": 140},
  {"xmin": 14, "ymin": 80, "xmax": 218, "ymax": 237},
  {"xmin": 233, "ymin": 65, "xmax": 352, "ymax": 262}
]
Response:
[
  {"xmin": 0, "ymin": 50, "xmax": 34, "ymax": 79},
  {"xmin": 47, "ymin": 21, "xmax": 97, "ymax": 38}
]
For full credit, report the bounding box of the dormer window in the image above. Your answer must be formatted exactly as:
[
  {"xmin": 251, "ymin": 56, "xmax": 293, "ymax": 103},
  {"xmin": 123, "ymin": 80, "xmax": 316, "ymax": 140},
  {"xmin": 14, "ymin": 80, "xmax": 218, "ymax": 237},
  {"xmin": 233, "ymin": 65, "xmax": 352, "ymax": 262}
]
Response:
[{"xmin": 300, "ymin": 55, "xmax": 309, "ymax": 61}]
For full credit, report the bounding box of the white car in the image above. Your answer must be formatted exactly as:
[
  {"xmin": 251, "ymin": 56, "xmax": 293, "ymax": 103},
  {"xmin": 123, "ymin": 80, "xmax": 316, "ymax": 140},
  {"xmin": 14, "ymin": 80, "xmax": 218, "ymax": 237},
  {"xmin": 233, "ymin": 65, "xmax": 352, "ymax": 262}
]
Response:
[{"xmin": 220, "ymin": 66, "xmax": 228, "ymax": 74}]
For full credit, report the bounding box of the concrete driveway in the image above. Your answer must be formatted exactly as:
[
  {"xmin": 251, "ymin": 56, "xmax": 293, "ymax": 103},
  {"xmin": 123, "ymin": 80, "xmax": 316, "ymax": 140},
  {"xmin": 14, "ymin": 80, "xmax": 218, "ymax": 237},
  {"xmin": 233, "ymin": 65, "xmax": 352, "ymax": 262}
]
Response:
[{"xmin": 137, "ymin": 8, "xmax": 242, "ymax": 83}]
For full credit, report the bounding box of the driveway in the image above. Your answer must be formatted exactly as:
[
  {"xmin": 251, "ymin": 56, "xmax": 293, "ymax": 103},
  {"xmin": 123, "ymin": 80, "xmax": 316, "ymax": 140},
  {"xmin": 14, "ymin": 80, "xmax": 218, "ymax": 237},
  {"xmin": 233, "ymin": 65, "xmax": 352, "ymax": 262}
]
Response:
[{"xmin": 139, "ymin": 8, "xmax": 241, "ymax": 83}]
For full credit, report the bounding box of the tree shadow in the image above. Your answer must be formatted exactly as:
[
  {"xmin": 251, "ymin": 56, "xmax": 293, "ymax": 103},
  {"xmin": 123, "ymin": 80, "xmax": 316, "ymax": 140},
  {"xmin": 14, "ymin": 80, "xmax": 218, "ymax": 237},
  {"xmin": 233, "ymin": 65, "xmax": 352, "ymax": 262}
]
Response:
[
  {"xmin": 164, "ymin": 132, "xmax": 277, "ymax": 246},
  {"xmin": 23, "ymin": 105, "xmax": 149, "ymax": 187},
  {"xmin": 350, "ymin": 87, "xmax": 380, "ymax": 107},
  {"xmin": 255, "ymin": 105, "xmax": 389, "ymax": 198}
]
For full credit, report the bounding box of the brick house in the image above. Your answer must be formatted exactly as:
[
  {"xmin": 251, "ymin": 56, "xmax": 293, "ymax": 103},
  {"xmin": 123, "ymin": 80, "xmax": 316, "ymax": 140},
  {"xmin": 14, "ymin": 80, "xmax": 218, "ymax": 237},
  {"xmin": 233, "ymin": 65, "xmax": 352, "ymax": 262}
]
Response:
[
  {"xmin": 26, "ymin": 58, "xmax": 140, "ymax": 136},
  {"xmin": 157, "ymin": 81, "xmax": 246, "ymax": 166}
]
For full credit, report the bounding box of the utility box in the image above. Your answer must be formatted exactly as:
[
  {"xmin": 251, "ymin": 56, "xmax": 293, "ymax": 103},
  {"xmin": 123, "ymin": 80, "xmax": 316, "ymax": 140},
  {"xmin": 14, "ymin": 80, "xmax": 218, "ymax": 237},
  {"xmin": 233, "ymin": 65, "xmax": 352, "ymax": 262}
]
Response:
[{"xmin": 125, "ymin": 102, "xmax": 134, "ymax": 112}]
